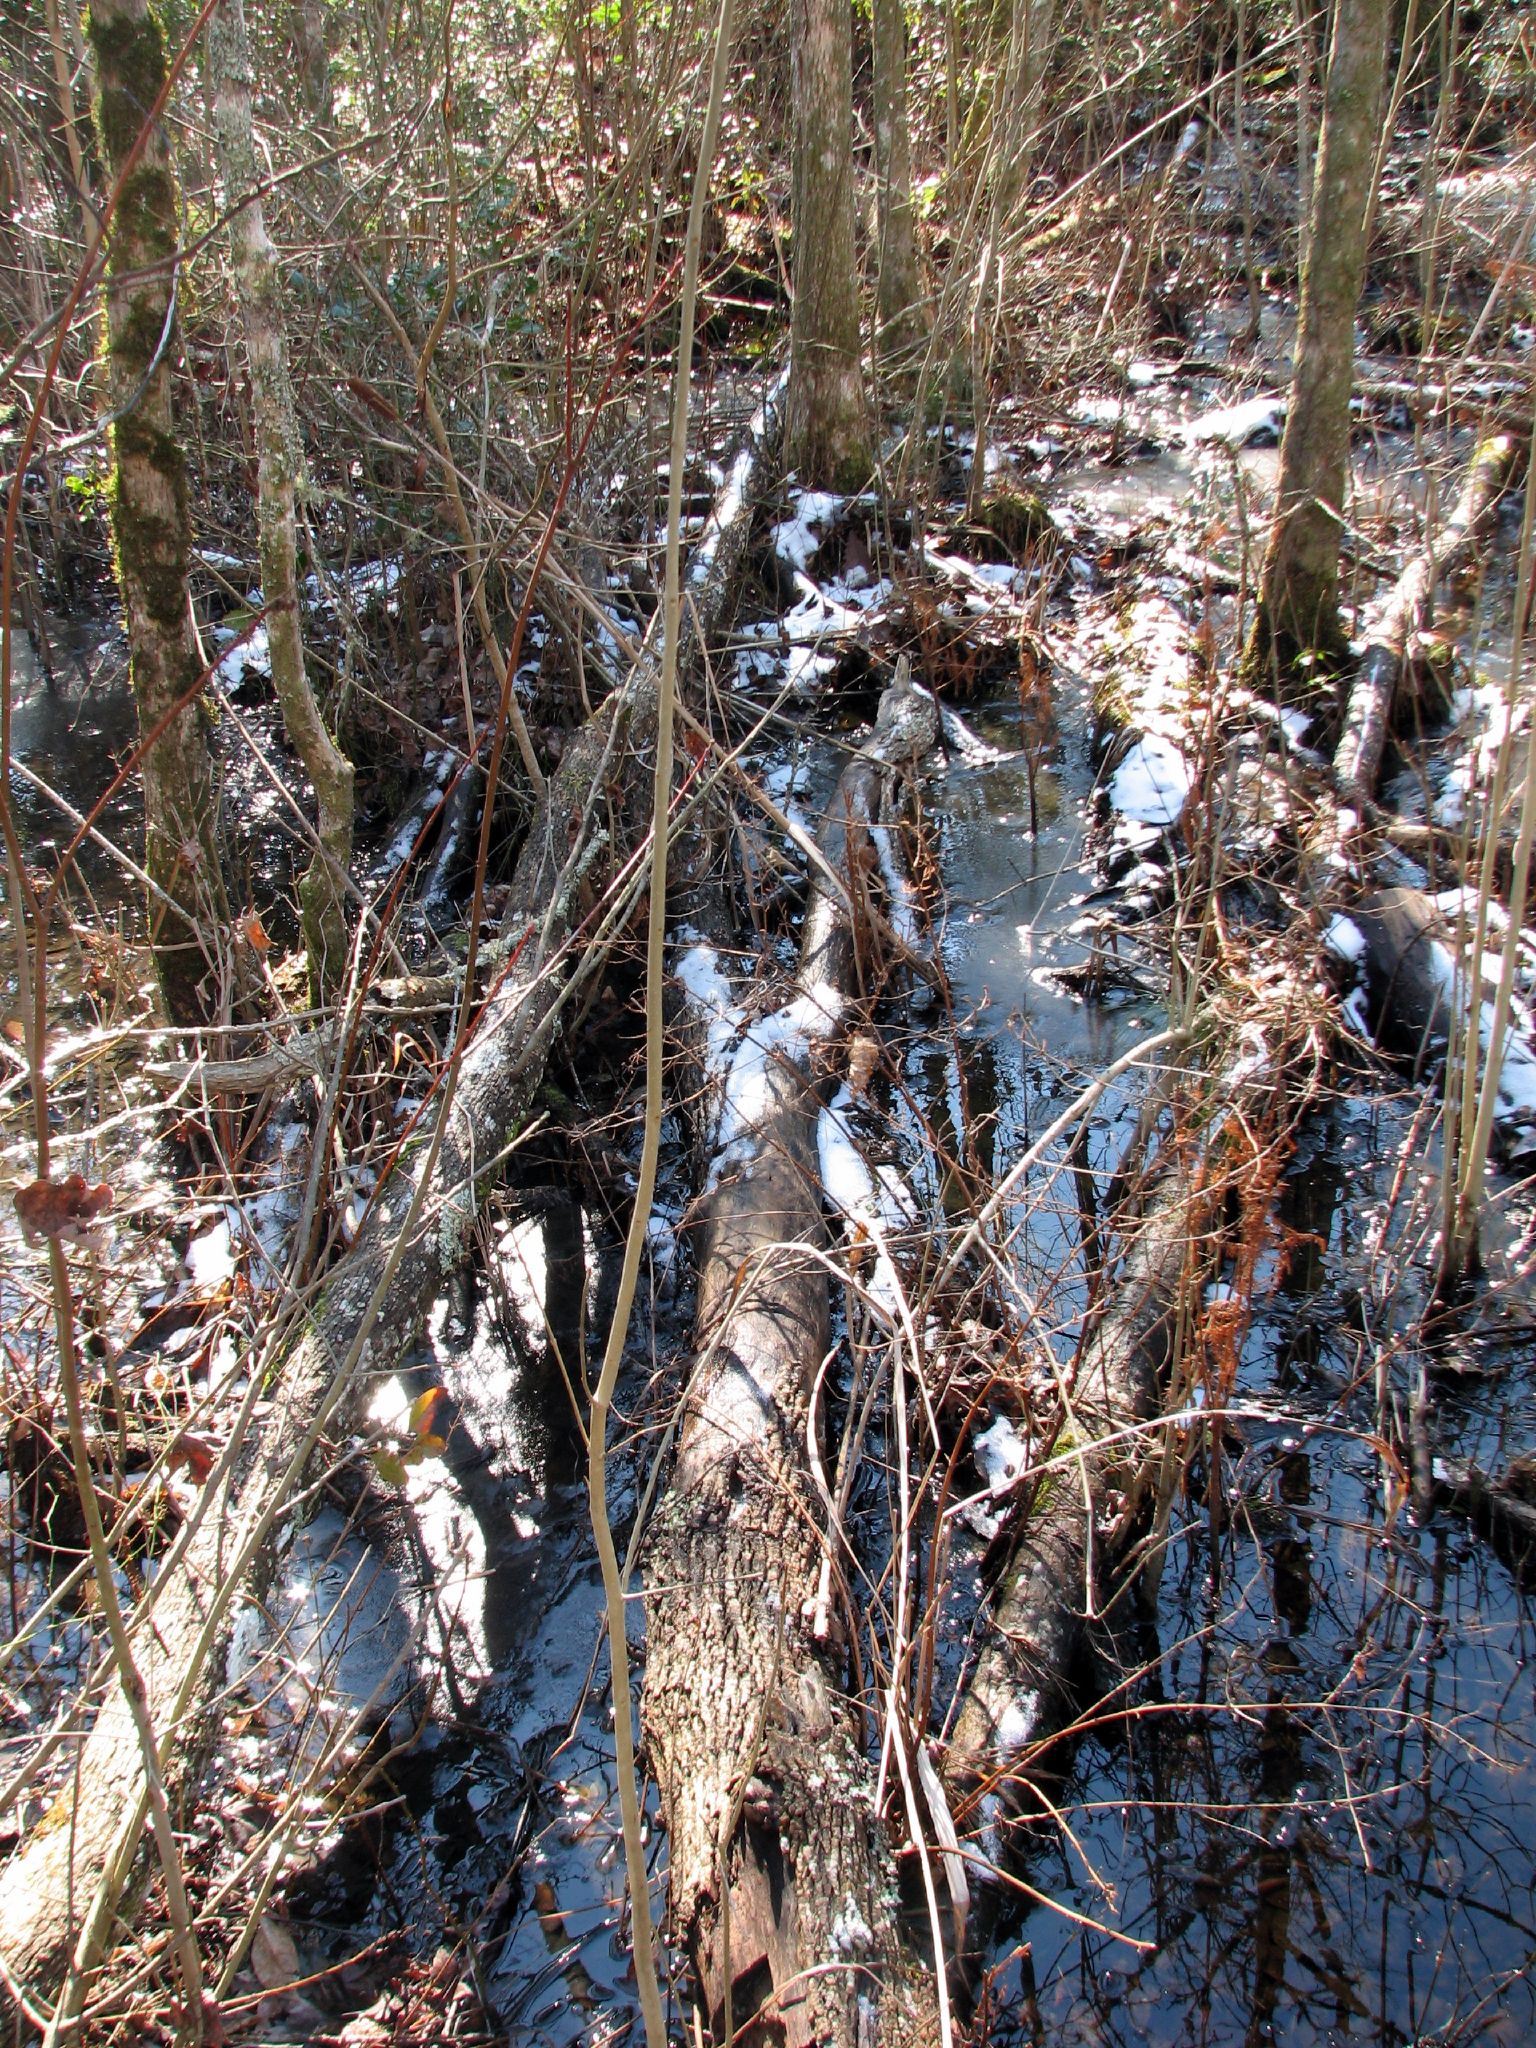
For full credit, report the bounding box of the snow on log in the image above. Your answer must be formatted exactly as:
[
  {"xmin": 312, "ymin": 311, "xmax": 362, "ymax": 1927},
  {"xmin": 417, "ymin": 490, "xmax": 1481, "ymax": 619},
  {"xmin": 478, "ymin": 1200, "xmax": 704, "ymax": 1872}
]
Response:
[
  {"xmin": 0, "ymin": 378, "xmax": 787, "ymax": 2021},
  {"xmin": 1334, "ymin": 433, "xmax": 1520, "ymax": 804},
  {"xmin": 643, "ymin": 673, "xmax": 938, "ymax": 2048},
  {"xmin": 1354, "ymin": 884, "xmax": 1536, "ymax": 1159}
]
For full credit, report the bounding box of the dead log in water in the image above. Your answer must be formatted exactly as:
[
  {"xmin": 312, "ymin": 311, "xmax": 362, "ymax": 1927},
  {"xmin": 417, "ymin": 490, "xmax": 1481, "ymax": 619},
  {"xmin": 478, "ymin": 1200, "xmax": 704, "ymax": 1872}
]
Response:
[
  {"xmin": 1334, "ymin": 432, "xmax": 1520, "ymax": 804},
  {"xmin": 643, "ymin": 674, "xmax": 938, "ymax": 2048},
  {"xmin": 1351, "ymin": 883, "xmax": 1536, "ymax": 1160},
  {"xmin": 940, "ymin": 1150, "xmax": 1205, "ymax": 1812},
  {"xmin": 0, "ymin": 380, "xmax": 786, "ymax": 2026}
]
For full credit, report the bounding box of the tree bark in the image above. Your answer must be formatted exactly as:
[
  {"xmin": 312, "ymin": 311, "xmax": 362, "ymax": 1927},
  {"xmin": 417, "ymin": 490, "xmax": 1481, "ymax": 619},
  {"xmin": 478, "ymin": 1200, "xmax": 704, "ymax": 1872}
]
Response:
[
  {"xmin": 643, "ymin": 677, "xmax": 938, "ymax": 2048},
  {"xmin": 787, "ymin": 0, "xmax": 869, "ymax": 487},
  {"xmin": 88, "ymin": 0, "xmax": 231, "ymax": 1028},
  {"xmin": 0, "ymin": 383, "xmax": 787, "ymax": 2023},
  {"xmin": 1334, "ymin": 432, "xmax": 1520, "ymax": 801},
  {"xmin": 870, "ymin": 0, "xmax": 924, "ymax": 355},
  {"xmin": 1243, "ymin": 0, "xmax": 1390, "ymax": 696},
  {"xmin": 208, "ymin": 0, "xmax": 355, "ymax": 1000},
  {"xmin": 289, "ymin": 0, "xmax": 337, "ymax": 144},
  {"xmin": 941, "ymin": 1157, "xmax": 1203, "ymax": 1804}
]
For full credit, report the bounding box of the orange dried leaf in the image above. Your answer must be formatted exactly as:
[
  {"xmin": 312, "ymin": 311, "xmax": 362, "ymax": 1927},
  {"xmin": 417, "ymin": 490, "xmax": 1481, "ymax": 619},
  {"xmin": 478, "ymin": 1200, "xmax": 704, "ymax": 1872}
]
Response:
[
  {"xmin": 168, "ymin": 1431, "xmax": 217, "ymax": 1484},
  {"xmin": 14, "ymin": 1174, "xmax": 114, "ymax": 1247},
  {"xmin": 409, "ymin": 1387, "xmax": 450, "ymax": 1438},
  {"xmin": 237, "ymin": 909, "xmax": 271, "ymax": 953}
]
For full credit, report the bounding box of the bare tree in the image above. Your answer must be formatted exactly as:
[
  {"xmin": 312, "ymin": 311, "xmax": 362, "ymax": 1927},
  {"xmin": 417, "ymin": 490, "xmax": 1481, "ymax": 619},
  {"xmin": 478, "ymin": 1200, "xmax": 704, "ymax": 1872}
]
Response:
[
  {"xmin": 871, "ymin": 0, "xmax": 925, "ymax": 356},
  {"xmin": 787, "ymin": 0, "xmax": 868, "ymax": 485},
  {"xmin": 1243, "ymin": 0, "xmax": 1390, "ymax": 692},
  {"xmin": 89, "ymin": 0, "xmax": 231, "ymax": 1026},
  {"xmin": 208, "ymin": 0, "xmax": 355, "ymax": 998}
]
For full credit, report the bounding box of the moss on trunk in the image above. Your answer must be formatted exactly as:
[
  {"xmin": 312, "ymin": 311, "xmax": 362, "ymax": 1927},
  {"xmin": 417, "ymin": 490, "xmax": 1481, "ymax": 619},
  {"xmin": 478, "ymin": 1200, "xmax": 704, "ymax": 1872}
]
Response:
[
  {"xmin": 1242, "ymin": 0, "xmax": 1390, "ymax": 701},
  {"xmin": 89, "ymin": 0, "xmax": 230, "ymax": 1028}
]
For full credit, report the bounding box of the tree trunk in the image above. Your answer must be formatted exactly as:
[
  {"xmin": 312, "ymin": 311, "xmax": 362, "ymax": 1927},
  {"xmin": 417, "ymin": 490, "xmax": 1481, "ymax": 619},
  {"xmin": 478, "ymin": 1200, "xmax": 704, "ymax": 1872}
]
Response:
[
  {"xmin": 289, "ymin": 0, "xmax": 337, "ymax": 143},
  {"xmin": 1243, "ymin": 0, "xmax": 1390, "ymax": 696},
  {"xmin": 88, "ymin": 0, "xmax": 231, "ymax": 1028},
  {"xmin": 787, "ymin": 0, "xmax": 868, "ymax": 486},
  {"xmin": 208, "ymin": 0, "xmax": 355, "ymax": 999},
  {"xmin": 870, "ymin": 0, "xmax": 924, "ymax": 355},
  {"xmin": 644, "ymin": 677, "xmax": 938, "ymax": 2048}
]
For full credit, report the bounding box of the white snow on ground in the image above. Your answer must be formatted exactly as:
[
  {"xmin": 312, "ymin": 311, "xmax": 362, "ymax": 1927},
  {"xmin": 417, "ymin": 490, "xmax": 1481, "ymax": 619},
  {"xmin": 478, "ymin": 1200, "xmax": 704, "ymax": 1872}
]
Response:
[
  {"xmin": 303, "ymin": 559, "xmax": 404, "ymax": 611},
  {"xmin": 1425, "ymin": 937, "xmax": 1536, "ymax": 1137},
  {"xmin": 1433, "ymin": 679, "xmax": 1527, "ymax": 828},
  {"xmin": 1183, "ymin": 395, "xmax": 1286, "ymax": 447},
  {"xmin": 816, "ymin": 1084, "xmax": 915, "ymax": 1318},
  {"xmin": 1109, "ymin": 732, "xmax": 1191, "ymax": 824},
  {"xmin": 974, "ymin": 1413, "xmax": 1032, "ymax": 1494},
  {"xmin": 213, "ymin": 623, "xmax": 270, "ymax": 686},
  {"xmin": 186, "ymin": 1218, "xmax": 236, "ymax": 1287},
  {"xmin": 1324, "ymin": 915, "xmax": 1374, "ymax": 1038},
  {"xmin": 1324, "ymin": 915, "xmax": 1368, "ymax": 964},
  {"xmin": 772, "ymin": 489, "xmax": 846, "ymax": 573},
  {"xmin": 674, "ymin": 940, "xmax": 745, "ymax": 1138}
]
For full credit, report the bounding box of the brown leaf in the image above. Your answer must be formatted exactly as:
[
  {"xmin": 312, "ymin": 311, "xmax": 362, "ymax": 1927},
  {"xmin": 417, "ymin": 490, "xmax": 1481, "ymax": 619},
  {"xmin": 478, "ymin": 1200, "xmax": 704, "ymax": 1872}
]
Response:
[
  {"xmin": 168, "ymin": 1431, "xmax": 217, "ymax": 1484},
  {"xmin": 14, "ymin": 1174, "xmax": 114, "ymax": 1248},
  {"xmin": 249, "ymin": 1912, "xmax": 300, "ymax": 1991},
  {"xmin": 236, "ymin": 909, "xmax": 271, "ymax": 954}
]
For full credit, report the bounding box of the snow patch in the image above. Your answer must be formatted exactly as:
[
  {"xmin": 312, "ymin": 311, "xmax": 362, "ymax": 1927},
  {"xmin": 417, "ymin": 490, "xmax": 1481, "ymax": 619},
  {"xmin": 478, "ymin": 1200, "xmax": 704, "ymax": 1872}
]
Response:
[
  {"xmin": 1109, "ymin": 733, "xmax": 1191, "ymax": 825},
  {"xmin": 817, "ymin": 1085, "xmax": 915, "ymax": 1317}
]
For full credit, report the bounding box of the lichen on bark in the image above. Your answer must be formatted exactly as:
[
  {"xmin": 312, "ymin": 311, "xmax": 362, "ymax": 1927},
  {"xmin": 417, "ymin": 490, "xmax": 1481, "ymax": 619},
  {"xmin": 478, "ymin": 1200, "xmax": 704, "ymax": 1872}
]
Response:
[{"xmin": 89, "ymin": 0, "xmax": 232, "ymax": 1027}]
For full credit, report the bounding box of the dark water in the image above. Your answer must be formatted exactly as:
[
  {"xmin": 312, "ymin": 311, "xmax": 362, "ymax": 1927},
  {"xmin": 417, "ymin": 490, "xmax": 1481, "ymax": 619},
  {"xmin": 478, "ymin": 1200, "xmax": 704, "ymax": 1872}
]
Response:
[
  {"xmin": 936, "ymin": 643, "xmax": 1536, "ymax": 2045},
  {"xmin": 9, "ymin": 429, "xmax": 1532, "ymax": 2048}
]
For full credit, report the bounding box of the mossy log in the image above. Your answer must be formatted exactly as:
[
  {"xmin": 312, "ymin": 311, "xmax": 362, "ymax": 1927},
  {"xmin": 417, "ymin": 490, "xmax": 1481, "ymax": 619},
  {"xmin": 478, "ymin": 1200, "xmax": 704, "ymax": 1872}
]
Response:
[
  {"xmin": 0, "ymin": 381, "xmax": 786, "ymax": 2024},
  {"xmin": 643, "ymin": 676, "xmax": 938, "ymax": 2048}
]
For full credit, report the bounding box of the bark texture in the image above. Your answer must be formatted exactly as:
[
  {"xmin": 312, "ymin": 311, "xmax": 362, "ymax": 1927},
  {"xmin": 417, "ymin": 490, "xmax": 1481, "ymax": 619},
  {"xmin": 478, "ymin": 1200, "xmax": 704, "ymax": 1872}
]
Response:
[
  {"xmin": 644, "ymin": 677, "xmax": 938, "ymax": 2048},
  {"xmin": 88, "ymin": 0, "xmax": 230, "ymax": 1027},
  {"xmin": 0, "ymin": 385, "xmax": 786, "ymax": 2022},
  {"xmin": 871, "ymin": 0, "xmax": 924, "ymax": 353},
  {"xmin": 787, "ymin": 0, "xmax": 868, "ymax": 487},
  {"xmin": 1245, "ymin": 0, "xmax": 1390, "ymax": 694},
  {"xmin": 1334, "ymin": 433, "xmax": 1519, "ymax": 800},
  {"xmin": 209, "ymin": 0, "xmax": 355, "ymax": 997},
  {"xmin": 942, "ymin": 1162, "xmax": 1201, "ymax": 1803}
]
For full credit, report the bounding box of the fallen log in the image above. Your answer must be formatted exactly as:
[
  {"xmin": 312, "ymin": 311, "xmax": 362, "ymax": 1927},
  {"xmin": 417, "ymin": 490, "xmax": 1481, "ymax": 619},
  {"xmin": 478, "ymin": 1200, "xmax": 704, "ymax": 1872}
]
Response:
[
  {"xmin": 1351, "ymin": 884, "xmax": 1536, "ymax": 1160},
  {"xmin": 940, "ymin": 1147, "xmax": 1203, "ymax": 1812},
  {"xmin": 0, "ymin": 376, "xmax": 787, "ymax": 2026},
  {"xmin": 1334, "ymin": 432, "xmax": 1520, "ymax": 803},
  {"xmin": 1435, "ymin": 1452, "xmax": 1536, "ymax": 1579},
  {"xmin": 643, "ymin": 673, "xmax": 939, "ymax": 2048}
]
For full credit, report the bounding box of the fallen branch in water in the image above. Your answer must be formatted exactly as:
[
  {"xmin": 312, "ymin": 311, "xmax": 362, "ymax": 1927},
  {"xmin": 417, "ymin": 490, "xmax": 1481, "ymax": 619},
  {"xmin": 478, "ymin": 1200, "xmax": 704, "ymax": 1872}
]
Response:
[
  {"xmin": 1335, "ymin": 431, "xmax": 1521, "ymax": 803},
  {"xmin": 643, "ymin": 672, "xmax": 940, "ymax": 2048},
  {"xmin": 0, "ymin": 375, "xmax": 787, "ymax": 2028}
]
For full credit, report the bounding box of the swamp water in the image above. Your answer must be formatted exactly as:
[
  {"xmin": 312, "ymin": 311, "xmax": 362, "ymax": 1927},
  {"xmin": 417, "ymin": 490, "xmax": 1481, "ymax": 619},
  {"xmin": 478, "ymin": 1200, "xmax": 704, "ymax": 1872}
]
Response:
[{"xmin": 4, "ymin": 409, "xmax": 1534, "ymax": 2048}]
